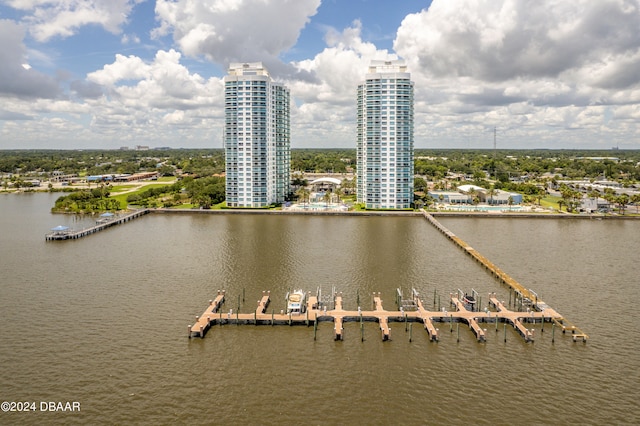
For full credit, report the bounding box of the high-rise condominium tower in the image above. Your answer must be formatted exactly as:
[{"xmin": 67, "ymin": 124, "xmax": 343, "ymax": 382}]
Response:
[
  {"xmin": 357, "ymin": 60, "xmax": 414, "ymax": 209},
  {"xmin": 224, "ymin": 63, "xmax": 290, "ymax": 207}
]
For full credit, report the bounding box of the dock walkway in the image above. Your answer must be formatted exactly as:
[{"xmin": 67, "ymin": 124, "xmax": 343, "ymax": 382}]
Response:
[
  {"xmin": 45, "ymin": 209, "xmax": 150, "ymax": 240},
  {"xmin": 188, "ymin": 288, "xmax": 585, "ymax": 343},
  {"xmin": 422, "ymin": 211, "xmax": 588, "ymax": 341}
]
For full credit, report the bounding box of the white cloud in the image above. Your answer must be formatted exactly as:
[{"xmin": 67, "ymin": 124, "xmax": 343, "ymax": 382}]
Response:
[
  {"xmin": 2, "ymin": 0, "xmax": 639, "ymax": 149},
  {"xmin": 153, "ymin": 0, "xmax": 320, "ymax": 68},
  {"xmin": 7, "ymin": 0, "xmax": 142, "ymax": 42},
  {"xmin": 390, "ymin": 0, "xmax": 640, "ymax": 148},
  {"xmin": 0, "ymin": 19, "xmax": 61, "ymax": 98},
  {"xmin": 287, "ymin": 21, "xmax": 397, "ymax": 147}
]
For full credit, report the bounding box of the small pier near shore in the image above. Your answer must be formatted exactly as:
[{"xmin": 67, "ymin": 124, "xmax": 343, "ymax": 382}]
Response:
[
  {"xmin": 45, "ymin": 209, "xmax": 150, "ymax": 240},
  {"xmin": 189, "ymin": 287, "xmax": 582, "ymax": 343}
]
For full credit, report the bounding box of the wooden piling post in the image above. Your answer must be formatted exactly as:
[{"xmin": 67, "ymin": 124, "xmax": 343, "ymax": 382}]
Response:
[
  {"xmin": 541, "ymin": 315, "xmax": 544, "ymax": 332},
  {"xmin": 409, "ymin": 323, "xmax": 413, "ymax": 342},
  {"xmin": 313, "ymin": 314, "xmax": 317, "ymax": 340},
  {"xmin": 503, "ymin": 323, "xmax": 507, "ymax": 342},
  {"xmin": 456, "ymin": 323, "xmax": 459, "ymax": 342},
  {"xmin": 450, "ymin": 314, "xmax": 453, "ymax": 332},
  {"xmin": 552, "ymin": 322, "xmax": 555, "ymax": 343}
]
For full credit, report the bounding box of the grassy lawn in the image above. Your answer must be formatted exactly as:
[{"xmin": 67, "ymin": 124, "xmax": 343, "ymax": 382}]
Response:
[
  {"xmin": 107, "ymin": 185, "xmax": 136, "ymax": 193},
  {"xmin": 540, "ymin": 195, "xmax": 563, "ymax": 211},
  {"xmin": 110, "ymin": 183, "xmax": 174, "ymax": 209}
]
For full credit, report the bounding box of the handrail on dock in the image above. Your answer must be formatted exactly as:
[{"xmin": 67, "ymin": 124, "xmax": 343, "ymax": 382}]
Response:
[{"xmin": 45, "ymin": 209, "xmax": 150, "ymax": 241}]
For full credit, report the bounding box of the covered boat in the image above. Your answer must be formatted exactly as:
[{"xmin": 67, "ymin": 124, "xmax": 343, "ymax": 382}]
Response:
[{"xmin": 286, "ymin": 290, "xmax": 306, "ymax": 315}]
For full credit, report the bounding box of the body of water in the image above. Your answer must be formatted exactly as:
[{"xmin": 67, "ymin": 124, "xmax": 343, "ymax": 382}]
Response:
[{"xmin": 1, "ymin": 193, "xmax": 638, "ymax": 425}]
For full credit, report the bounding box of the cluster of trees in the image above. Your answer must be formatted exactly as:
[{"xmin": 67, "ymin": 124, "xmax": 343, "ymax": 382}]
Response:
[
  {"xmin": 413, "ymin": 149, "xmax": 640, "ymax": 182},
  {"xmin": 291, "ymin": 150, "xmax": 353, "ymax": 173},
  {"xmin": 53, "ymin": 186, "xmax": 120, "ymax": 213},
  {"xmin": 0, "ymin": 149, "xmax": 225, "ymax": 178},
  {"xmin": 183, "ymin": 176, "xmax": 225, "ymax": 208},
  {"xmin": 126, "ymin": 184, "xmax": 181, "ymax": 208},
  {"xmin": 557, "ymin": 184, "xmax": 640, "ymax": 214},
  {"xmin": 2, "ymin": 149, "xmax": 639, "ymax": 182},
  {"xmin": 124, "ymin": 176, "xmax": 226, "ymax": 209}
]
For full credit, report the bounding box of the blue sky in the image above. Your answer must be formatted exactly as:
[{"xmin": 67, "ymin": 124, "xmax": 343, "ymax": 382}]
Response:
[{"xmin": 1, "ymin": 0, "xmax": 639, "ymax": 150}]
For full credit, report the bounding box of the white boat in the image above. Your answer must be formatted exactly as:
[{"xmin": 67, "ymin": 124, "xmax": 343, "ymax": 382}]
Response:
[
  {"xmin": 286, "ymin": 290, "xmax": 306, "ymax": 315},
  {"xmin": 462, "ymin": 293, "xmax": 476, "ymax": 311}
]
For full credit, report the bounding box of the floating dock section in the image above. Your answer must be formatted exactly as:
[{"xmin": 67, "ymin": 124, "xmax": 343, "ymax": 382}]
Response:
[{"xmin": 45, "ymin": 209, "xmax": 150, "ymax": 240}]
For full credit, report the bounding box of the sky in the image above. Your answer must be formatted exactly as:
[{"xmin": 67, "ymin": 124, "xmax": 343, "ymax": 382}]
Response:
[{"xmin": 1, "ymin": 0, "xmax": 639, "ymax": 150}]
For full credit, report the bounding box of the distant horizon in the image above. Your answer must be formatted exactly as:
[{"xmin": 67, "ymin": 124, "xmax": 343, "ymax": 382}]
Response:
[{"xmin": 0, "ymin": 146, "xmax": 636, "ymax": 152}]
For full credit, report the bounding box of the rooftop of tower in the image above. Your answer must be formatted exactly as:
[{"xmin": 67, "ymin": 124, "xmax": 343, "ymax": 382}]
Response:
[
  {"xmin": 367, "ymin": 59, "xmax": 408, "ymax": 74},
  {"xmin": 227, "ymin": 62, "xmax": 270, "ymax": 77}
]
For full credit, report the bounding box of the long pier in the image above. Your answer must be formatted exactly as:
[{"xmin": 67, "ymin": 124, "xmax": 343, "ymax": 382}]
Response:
[
  {"xmin": 189, "ymin": 288, "xmax": 583, "ymax": 343},
  {"xmin": 45, "ymin": 209, "xmax": 150, "ymax": 240},
  {"xmin": 422, "ymin": 211, "xmax": 588, "ymax": 341}
]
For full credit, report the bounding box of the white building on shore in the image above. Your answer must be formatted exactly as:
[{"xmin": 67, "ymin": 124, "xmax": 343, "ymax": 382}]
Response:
[
  {"xmin": 357, "ymin": 60, "xmax": 414, "ymax": 209},
  {"xmin": 224, "ymin": 63, "xmax": 290, "ymax": 207}
]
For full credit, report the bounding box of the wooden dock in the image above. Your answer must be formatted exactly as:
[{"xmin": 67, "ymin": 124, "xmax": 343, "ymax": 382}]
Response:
[
  {"xmin": 188, "ymin": 287, "xmax": 587, "ymax": 343},
  {"xmin": 45, "ymin": 209, "xmax": 150, "ymax": 240},
  {"xmin": 422, "ymin": 211, "xmax": 588, "ymax": 341}
]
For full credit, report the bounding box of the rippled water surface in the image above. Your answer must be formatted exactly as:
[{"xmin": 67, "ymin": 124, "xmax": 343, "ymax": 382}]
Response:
[{"xmin": 1, "ymin": 194, "xmax": 638, "ymax": 425}]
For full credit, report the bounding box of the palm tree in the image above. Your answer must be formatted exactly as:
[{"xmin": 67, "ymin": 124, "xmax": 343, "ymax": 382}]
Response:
[
  {"xmin": 487, "ymin": 186, "xmax": 497, "ymax": 205},
  {"xmin": 334, "ymin": 186, "xmax": 344, "ymax": 204},
  {"xmin": 631, "ymin": 194, "xmax": 640, "ymax": 214},
  {"xmin": 616, "ymin": 194, "xmax": 630, "ymax": 215},
  {"xmin": 507, "ymin": 196, "xmax": 514, "ymax": 211},
  {"xmin": 295, "ymin": 187, "xmax": 310, "ymax": 207},
  {"xmin": 423, "ymin": 196, "xmax": 434, "ymax": 210},
  {"xmin": 322, "ymin": 191, "xmax": 331, "ymax": 208}
]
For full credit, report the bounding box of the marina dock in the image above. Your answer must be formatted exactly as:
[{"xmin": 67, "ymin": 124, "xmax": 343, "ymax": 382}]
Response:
[
  {"xmin": 188, "ymin": 212, "xmax": 588, "ymax": 343},
  {"xmin": 45, "ymin": 209, "xmax": 150, "ymax": 240},
  {"xmin": 422, "ymin": 212, "xmax": 588, "ymax": 341},
  {"xmin": 188, "ymin": 287, "xmax": 584, "ymax": 343}
]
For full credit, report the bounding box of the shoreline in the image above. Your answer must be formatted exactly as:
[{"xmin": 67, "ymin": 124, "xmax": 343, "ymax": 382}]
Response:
[
  {"xmin": 6, "ymin": 190, "xmax": 638, "ymax": 220},
  {"xmin": 151, "ymin": 207, "xmax": 640, "ymax": 220}
]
